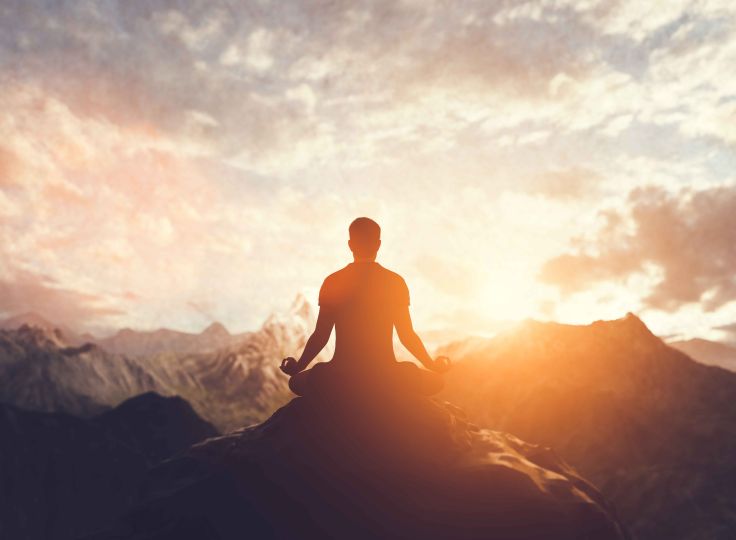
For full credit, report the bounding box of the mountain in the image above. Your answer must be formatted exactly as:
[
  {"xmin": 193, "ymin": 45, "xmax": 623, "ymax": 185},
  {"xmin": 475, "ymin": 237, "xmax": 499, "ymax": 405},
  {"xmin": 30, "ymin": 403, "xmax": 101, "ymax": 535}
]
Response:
[
  {"xmin": 0, "ymin": 311, "xmax": 56, "ymax": 331},
  {"xmin": 0, "ymin": 393, "xmax": 217, "ymax": 540},
  {"xmin": 94, "ymin": 294, "xmax": 317, "ymax": 359},
  {"xmin": 437, "ymin": 313, "xmax": 736, "ymax": 540},
  {"xmin": 96, "ymin": 321, "xmax": 243, "ymax": 358},
  {"xmin": 132, "ymin": 293, "xmax": 331, "ymax": 431},
  {"xmin": 0, "ymin": 325, "xmax": 161, "ymax": 416},
  {"xmin": 667, "ymin": 338, "xmax": 736, "ymax": 372},
  {"xmin": 393, "ymin": 328, "xmax": 490, "ymax": 360},
  {"xmin": 84, "ymin": 392, "xmax": 629, "ymax": 540},
  {"xmin": 0, "ymin": 311, "xmax": 89, "ymax": 345},
  {"xmin": 0, "ymin": 295, "xmax": 329, "ymax": 431},
  {"xmin": 92, "ymin": 392, "xmax": 218, "ymax": 464}
]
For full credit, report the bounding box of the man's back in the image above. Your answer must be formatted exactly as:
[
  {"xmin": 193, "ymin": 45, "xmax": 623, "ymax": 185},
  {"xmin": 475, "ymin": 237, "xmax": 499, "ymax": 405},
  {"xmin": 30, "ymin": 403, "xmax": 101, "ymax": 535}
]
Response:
[{"xmin": 319, "ymin": 261, "xmax": 409, "ymax": 368}]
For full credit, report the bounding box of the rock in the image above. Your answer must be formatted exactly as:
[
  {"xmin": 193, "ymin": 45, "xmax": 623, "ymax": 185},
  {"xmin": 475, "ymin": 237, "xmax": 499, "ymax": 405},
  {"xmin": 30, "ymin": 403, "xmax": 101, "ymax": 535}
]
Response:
[{"xmin": 87, "ymin": 391, "xmax": 629, "ymax": 540}]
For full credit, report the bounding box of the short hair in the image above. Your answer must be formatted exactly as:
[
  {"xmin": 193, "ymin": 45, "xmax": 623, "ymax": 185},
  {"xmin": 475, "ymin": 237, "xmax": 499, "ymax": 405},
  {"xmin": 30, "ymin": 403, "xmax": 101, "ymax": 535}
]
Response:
[{"xmin": 349, "ymin": 217, "xmax": 380, "ymax": 254}]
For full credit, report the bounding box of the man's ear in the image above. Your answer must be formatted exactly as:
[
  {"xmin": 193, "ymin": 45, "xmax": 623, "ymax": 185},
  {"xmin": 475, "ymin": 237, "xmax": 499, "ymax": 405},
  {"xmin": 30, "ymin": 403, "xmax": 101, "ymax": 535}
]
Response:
[{"xmin": 348, "ymin": 239, "xmax": 354, "ymax": 253}]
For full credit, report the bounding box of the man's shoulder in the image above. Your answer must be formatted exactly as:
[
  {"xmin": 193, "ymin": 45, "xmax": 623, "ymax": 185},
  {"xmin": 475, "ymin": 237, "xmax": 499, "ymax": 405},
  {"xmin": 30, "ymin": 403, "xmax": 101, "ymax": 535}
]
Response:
[
  {"xmin": 376, "ymin": 264, "xmax": 410, "ymax": 305},
  {"xmin": 322, "ymin": 264, "xmax": 351, "ymax": 284},
  {"xmin": 319, "ymin": 265, "xmax": 352, "ymax": 296},
  {"xmin": 320, "ymin": 263, "xmax": 407, "ymax": 289},
  {"xmin": 375, "ymin": 263, "xmax": 408, "ymax": 286}
]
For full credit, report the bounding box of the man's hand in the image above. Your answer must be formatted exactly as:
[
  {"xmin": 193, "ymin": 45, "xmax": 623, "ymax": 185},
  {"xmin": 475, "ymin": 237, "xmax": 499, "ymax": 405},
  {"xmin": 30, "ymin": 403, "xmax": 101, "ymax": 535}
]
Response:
[
  {"xmin": 280, "ymin": 357, "xmax": 302, "ymax": 376},
  {"xmin": 427, "ymin": 355, "xmax": 451, "ymax": 374}
]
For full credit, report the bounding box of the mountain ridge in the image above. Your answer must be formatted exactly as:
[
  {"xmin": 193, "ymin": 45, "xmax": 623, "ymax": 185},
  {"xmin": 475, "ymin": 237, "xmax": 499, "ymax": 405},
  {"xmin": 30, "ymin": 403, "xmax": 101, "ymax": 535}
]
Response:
[
  {"xmin": 438, "ymin": 313, "xmax": 736, "ymax": 540},
  {"xmin": 667, "ymin": 337, "xmax": 736, "ymax": 372},
  {"xmin": 0, "ymin": 295, "xmax": 330, "ymax": 430}
]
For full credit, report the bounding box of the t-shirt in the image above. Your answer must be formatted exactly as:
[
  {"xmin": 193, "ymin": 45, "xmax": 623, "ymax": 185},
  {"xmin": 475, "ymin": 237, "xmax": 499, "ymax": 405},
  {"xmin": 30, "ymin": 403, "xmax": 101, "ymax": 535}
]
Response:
[{"xmin": 319, "ymin": 261, "xmax": 410, "ymax": 367}]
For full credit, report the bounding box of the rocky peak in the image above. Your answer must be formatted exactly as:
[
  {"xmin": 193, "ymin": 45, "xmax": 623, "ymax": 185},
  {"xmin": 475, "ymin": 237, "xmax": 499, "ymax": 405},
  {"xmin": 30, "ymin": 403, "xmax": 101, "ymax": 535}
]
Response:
[
  {"xmin": 14, "ymin": 323, "xmax": 66, "ymax": 348},
  {"xmin": 114, "ymin": 327, "xmax": 136, "ymax": 338},
  {"xmin": 0, "ymin": 311, "xmax": 55, "ymax": 331},
  {"xmin": 289, "ymin": 291, "xmax": 314, "ymax": 321},
  {"xmin": 88, "ymin": 390, "xmax": 630, "ymax": 540},
  {"xmin": 262, "ymin": 293, "xmax": 315, "ymax": 333},
  {"xmin": 200, "ymin": 321, "xmax": 229, "ymax": 337},
  {"xmin": 620, "ymin": 312, "xmax": 655, "ymax": 336}
]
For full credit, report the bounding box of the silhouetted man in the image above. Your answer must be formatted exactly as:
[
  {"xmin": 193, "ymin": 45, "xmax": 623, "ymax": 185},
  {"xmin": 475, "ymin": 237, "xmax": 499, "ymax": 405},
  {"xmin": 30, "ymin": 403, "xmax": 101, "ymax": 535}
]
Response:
[{"xmin": 280, "ymin": 217, "xmax": 450, "ymax": 396}]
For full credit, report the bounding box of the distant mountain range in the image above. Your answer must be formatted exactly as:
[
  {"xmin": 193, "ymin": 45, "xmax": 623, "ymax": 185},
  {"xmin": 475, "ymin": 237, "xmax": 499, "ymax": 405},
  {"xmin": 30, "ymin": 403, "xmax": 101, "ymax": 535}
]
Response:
[
  {"xmin": 1, "ymin": 308, "xmax": 251, "ymax": 358},
  {"xmin": 95, "ymin": 320, "xmax": 249, "ymax": 358},
  {"xmin": 0, "ymin": 311, "xmax": 96, "ymax": 346},
  {"xmin": 0, "ymin": 324, "xmax": 160, "ymax": 416},
  {"xmin": 667, "ymin": 338, "xmax": 736, "ymax": 372},
  {"xmin": 438, "ymin": 314, "xmax": 736, "ymax": 540},
  {"xmin": 0, "ymin": 294, "xmax": 330, "ymax": 431}
]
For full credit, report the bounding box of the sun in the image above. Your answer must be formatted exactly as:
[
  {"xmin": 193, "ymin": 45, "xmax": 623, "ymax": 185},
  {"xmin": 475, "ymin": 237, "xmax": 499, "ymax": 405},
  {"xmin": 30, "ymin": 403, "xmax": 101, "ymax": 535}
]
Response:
[{"xmin": 478, "ymin": 264, "xmax": 546, "ymax": 323}]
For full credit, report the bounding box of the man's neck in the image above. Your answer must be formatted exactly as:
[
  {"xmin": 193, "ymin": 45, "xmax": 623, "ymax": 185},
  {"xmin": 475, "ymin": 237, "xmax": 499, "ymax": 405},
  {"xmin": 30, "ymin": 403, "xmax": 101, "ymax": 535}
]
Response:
[{"xmin": 352, "ymin": 257, "xmax": 376, "ymax": 263}]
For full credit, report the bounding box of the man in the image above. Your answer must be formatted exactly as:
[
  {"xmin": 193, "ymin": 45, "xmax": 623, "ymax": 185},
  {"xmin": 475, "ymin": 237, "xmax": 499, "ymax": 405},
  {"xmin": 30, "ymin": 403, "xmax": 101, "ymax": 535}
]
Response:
[{"xmin": 280, "ymin": 217, "xmax": 450, "ymax": 396}]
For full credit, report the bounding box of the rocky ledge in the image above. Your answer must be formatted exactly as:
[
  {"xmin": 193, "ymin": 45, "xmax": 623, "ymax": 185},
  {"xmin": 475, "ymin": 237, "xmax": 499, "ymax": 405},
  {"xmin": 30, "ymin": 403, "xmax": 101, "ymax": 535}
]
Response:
[{"xmin": 86, "ymin": 387, "xmax": 629, "ymax": 540}]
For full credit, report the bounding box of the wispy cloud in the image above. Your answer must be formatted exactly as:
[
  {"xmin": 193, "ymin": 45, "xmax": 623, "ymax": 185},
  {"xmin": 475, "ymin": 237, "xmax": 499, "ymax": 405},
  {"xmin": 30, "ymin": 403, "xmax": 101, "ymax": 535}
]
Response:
[{"xmin": 0, "ymin": 268, "xmax": 124, "ymax": 330}]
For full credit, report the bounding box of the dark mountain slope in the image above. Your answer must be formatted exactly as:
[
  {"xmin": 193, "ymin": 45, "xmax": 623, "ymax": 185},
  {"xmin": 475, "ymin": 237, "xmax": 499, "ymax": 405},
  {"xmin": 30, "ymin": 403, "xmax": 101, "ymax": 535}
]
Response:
[
  {"xmin": 93, "ymin": 392, "xmax": 218, "ymax": 464},
  {"xmin": 0, "ymin": 393, "xmax": 218, "ymax": 540},
  {"xmin": 438, "ymin": 314, "xmax": 736, "ymax": 540},
  {"xmin": 668, "ymin": 337, "xmax": 736, "ymax": 372}
]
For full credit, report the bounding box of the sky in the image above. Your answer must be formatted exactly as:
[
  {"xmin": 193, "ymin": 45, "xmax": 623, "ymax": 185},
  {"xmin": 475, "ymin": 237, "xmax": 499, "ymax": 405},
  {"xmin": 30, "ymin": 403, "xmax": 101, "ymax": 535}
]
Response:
[{"xmin": 1, "ymin": 0, "xmax": 736, "ymax": 342}]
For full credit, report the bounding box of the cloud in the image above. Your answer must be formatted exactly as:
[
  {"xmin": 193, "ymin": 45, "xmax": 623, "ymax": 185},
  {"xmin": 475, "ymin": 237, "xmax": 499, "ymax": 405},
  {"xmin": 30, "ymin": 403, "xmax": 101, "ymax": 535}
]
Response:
[
  {"xmin": 153, "ymin": 8, "xmax": 228, "ymax": 51},
  {"xmin": 716, "ymin": 322, "xmax": 736, "ymax": 342},
  {"xmin": 3, "ymin": 0, "xmax": 731, "ymax": 181},
  {"xmin": 0, "ymin": 145, "xmax": 23, "ymax": 188},
  {"xmin": 0, "ymin": 268, "xmax": 124, "ymax": 330},
  {"xmin": 526, "ymin": 167, "xmax": 603, "ymax": 200},
  {"xmin": 541, "ymin": 184, "xmax": 736, "ymax": 311},
  {"xmin": 0, "ymin": 81, "xmax": 254, "ymax": 329},
  {"xmin": 0, "ymin": 0, "xmax": 628, "ymax": 175}
]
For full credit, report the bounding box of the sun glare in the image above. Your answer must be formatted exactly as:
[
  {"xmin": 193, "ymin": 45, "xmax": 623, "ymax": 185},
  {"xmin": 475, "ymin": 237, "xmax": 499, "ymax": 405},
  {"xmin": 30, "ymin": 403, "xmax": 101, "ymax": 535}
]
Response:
[{"xmin": 479, "ymin": 266, "xmax": 543, "ymax": 322}]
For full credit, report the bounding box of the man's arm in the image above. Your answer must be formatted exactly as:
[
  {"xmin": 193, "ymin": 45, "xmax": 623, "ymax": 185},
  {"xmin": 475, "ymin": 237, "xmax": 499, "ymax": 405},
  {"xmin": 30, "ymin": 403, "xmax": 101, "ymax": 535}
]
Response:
[
  {"xmin": 292, "ymin": 306, "xmax": 335, "ymax": 372},
  {"xmin": 394, "ymin": 304, "xmax": 436, "ymax": 369}
]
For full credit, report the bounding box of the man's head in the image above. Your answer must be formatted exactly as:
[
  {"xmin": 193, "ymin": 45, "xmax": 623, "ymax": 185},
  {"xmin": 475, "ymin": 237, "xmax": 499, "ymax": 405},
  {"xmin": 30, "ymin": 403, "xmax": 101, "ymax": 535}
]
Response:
[{"xmin": 348, "ymin": 217, "xmax": 381, "ymax": 260}]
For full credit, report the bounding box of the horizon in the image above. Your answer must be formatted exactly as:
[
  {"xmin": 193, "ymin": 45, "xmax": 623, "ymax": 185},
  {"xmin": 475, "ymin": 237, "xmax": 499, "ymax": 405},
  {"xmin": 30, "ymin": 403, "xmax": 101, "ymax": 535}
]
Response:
[
  {"xmin": 2, "ymin": 1, "xmax": 736, "ymax": 343},
  {"xmin": 5, "ymin": 304, "xmax": 735, "ymax": 350}
]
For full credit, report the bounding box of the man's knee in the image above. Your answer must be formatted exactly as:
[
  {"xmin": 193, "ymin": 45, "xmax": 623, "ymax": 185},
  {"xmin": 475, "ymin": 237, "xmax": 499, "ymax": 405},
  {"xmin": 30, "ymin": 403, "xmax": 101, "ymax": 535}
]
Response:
[
  {"xmin": 422, "ymin": 372, "xmax": 444, "ymax": 395},
  {"xmin": 395, "ymin": 362, "xmax": 444, "ymax": 396},
  {"xmin": 289, "ymin": 372, "xmax": 308, "ymax": 396}
]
